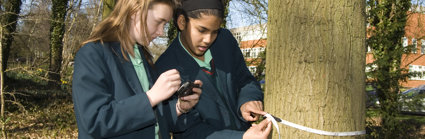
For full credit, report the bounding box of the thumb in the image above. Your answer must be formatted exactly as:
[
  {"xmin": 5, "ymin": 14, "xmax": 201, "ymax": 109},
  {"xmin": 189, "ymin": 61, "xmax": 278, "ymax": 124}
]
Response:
[
  {"xmin": 264, "ymin": 121, "xmax": 272, "ymax": 134},
  {"xmin": 257, "ymin": 118, "xmax": 271, "ymax": 130}
]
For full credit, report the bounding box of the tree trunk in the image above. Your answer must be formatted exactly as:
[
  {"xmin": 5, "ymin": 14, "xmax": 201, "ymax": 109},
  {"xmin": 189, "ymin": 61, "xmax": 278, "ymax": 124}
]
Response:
[
  {"xmin": 102, "ymin": 0, "xmax": 116, "ymax": 20},
  {"xmin": 0, "ymin": 23, "xmax": 5, "ymax": 139},
  {"xmin": 265, "ymin": 0, "xmax": 366, "ymax": 138},
  {"xmin": 1, "ymin": 0, "xmax": 22, "ymax": 73},
  {"xmin": 49, "ymin": 0, "xmax": 69, "ymax": 86},
  {"xmin": 221, "ymin": 0, "xmax": 230, "ymax": 28}
]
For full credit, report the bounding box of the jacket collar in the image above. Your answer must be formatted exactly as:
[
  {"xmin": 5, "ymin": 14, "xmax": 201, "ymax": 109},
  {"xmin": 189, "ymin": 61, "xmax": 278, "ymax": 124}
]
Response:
[{"xmin": 109, "ymin": 42, "xmax": 154, "ymax": 94}]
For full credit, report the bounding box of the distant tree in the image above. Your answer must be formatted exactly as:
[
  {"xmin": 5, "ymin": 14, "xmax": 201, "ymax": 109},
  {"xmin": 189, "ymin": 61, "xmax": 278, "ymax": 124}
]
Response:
[
  {"xmin": 366, "ymin": 0, "xmax": 412, "ymax": 138},
  {"xmin": 11, "ymin": 0, "xmax": 51, "ymax": 68},
  {"xmin": 48, "ymin": 0, "xmax": 69, "ymax": 85},
  {"xmin": 1, "ymin": 0, "xmax": 22, "ymax": 73},
  {"xmin": 102, "ymin": 0, "xmax": 116, "ymax": 20},
  {"xmin": 0, "ymin": 1, "xmax": 21, "ymax": 136},
  {"xmin": 0, "ymin": 21, "xmax": 5, "ymax": 138}
]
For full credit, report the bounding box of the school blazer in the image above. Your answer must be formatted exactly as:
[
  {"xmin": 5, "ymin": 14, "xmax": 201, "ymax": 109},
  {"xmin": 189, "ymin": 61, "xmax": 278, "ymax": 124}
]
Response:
[
  {"xmin": 72, "ymin": 42, "xmax": 174, "ymax": 139},
  {"xmin": 155, "ymin": 28, "xmax": 264, "ymax": 139}
]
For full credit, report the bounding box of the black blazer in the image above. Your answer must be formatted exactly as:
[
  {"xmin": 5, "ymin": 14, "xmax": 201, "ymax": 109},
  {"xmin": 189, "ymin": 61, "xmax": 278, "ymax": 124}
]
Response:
[
  {"xmin": 72, "ymin": 42, "xmax": 174, "ymax": 138},
  {"xmin": 155, "ymin": 28, "xmax": 264, "ymax": 139}
]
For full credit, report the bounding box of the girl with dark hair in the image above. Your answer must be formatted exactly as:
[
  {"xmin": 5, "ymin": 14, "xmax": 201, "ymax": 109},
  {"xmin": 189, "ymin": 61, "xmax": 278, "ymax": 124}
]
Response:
[{"xmin": 155, "ymin": 0, "xmax": 271, "ymax": 138}]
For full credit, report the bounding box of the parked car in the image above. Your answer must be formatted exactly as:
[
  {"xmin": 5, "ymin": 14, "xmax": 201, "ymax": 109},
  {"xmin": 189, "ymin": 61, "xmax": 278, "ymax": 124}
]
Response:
[
  {"xmin": 399, "ymin": 85, "xmax": 425, "ymax": 115},
  {"xmin": 366, "ymin": 90, "xmax": 379, "ymax": 108}
]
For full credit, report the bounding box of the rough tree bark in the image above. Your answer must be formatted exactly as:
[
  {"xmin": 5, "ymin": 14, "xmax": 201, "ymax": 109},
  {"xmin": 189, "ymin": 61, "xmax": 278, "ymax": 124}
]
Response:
[{"xmin": 265, "ymin": 0, "xmax": 366, "ymax": 138}]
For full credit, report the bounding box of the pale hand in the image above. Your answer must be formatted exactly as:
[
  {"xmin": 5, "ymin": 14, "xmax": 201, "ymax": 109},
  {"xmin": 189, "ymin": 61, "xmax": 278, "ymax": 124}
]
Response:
[
  {"xmin": 146, "ymin": 69, "xmax": 181, "ymax": 107},
  {"xmin": 243, "ymin": 118, "xmax": 272, "ymax": 139}
]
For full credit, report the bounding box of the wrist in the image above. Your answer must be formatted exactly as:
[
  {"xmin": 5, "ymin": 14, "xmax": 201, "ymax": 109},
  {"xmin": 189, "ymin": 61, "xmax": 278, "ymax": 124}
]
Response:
[
  {"xmin": 146, "ymin": 90, "xmax": 159, "ymax": 107},
  {"xmin": 176, "ymin": 99, "xmax": 190, "ymax": 114}
]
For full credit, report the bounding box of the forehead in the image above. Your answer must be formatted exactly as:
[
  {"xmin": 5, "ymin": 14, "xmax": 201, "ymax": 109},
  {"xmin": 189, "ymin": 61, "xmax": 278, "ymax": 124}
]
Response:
[
  {"xmin": 148, "ymin": 3, "xmax": 173, "ymax": 18},
  {"xmin": 188, "ymin": 14, "xmax": 222, "ymax": 30}
]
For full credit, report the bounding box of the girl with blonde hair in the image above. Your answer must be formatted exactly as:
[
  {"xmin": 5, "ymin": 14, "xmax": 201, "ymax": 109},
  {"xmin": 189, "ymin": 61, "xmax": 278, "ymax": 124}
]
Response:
[{"xmin": 72, "ymin": 0, "xmax": 202, "ymax": 138}]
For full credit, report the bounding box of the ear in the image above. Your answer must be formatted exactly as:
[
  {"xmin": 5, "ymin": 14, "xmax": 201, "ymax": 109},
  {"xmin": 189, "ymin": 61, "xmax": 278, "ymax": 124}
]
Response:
[{"xmin": 177, "ymin": 15, "xmax": 186, "ymax": 31}]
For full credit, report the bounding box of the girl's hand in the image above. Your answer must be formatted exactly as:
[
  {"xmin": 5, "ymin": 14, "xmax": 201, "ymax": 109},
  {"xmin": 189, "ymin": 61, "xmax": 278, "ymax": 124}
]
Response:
[
  {"xmin": 176, "ymin": 80, "xmax": 203, "ymax": 116},
  {"xmin": 146, "ymin": 69, "xmax": 181, "ymax": 107},
  {"xmin": 243, "ymin": 118, "xmax": 272, "ymax": 139}
]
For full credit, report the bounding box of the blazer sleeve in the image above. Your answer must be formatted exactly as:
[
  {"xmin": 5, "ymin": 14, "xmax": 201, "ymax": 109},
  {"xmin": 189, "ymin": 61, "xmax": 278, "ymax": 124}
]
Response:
[
  {"xmin": 224, "ymin": 29, "xmax": 264, "ymax": 122},
  {"xmin": 72, "ymin": 43, "xmax": 156, "ymax": 138}
]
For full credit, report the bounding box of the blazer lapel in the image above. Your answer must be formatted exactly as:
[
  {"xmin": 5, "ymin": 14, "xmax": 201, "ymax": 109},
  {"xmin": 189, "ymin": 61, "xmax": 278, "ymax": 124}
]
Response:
[
  {"xmin": 138, "ymin": 46, "xmax": 154, "ymax": 89},
  {"xmin": 109, "ymin": 44, "xmax": 144, "ymax": 95}
]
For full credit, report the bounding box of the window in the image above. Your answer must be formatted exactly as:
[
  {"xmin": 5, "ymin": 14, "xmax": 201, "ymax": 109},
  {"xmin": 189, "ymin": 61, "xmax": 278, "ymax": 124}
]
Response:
[
  {"xmin": 409, "ymin": 65, "xmax": 425, "ymax": 80},
  {"xmin": 248, "ymin": 66, "xmax": 257, "ymax": 74},
  {"xmin": 242, "ymin": 49, "xmax": 249, "ymax": 58},
  {"xmin": 412, "ymin": 38, "xmax": 417, "ymax": 53},
  {"xmin": 245, "ymin": 49, "xmax": 251, "ymax": 58},
  {"xmin": 251, "ymin": 48, "xmax": 258, "ymax": 58},
  {"xmin": 235, "ymin": 32, "xmax": 242, "ymax": 42},
  {"xmin": 250, "ymin": 48, "xmax": 256, "ymax": 58},
  {"xmin": 422, "ymin": 39, "xmax": 425, "ymax": 54},
  {"xmin": 403, "ymin": 37, "xmax": 408, "ymax": 47}
]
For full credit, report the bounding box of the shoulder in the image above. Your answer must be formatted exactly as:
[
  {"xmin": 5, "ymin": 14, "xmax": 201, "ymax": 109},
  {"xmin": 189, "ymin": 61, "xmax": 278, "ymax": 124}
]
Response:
[
  {"xmin": 218, "ymin": 28, "xmax": 234, "ymax": 37},
  {"xmin": 218, "ymin": 28, "xmax": 237, "ymax": 43},
  {"xmin": 216, "ymin": 28, "xmax": 238, "ymax": 47},
  {"xmin": 211, "ymin": 28, "xmax": 239, "ymax": 53},
  {"xmin": 156, "ymin": 38, "xmax": 179, "ymax": 64},
  {"xmin": 77, "ymin": 41, "xmax": 120, "ymax": 57},
  {"xmin": 76, "ymin": 42, "xmax": 103, "ymax": 58}
]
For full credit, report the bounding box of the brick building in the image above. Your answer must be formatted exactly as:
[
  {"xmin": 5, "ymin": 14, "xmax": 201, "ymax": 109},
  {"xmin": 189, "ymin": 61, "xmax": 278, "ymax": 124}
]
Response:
[
  {"xmin": 366, "ymin": 11, "xmax": 425, "ymax": 88},
  {"xmin": 231, "ymin": 11, "xmax": 425, "ymax": 88},
  {"xmin": 230, "ymin": 24, "xmax": 267, "ymax": 74}
]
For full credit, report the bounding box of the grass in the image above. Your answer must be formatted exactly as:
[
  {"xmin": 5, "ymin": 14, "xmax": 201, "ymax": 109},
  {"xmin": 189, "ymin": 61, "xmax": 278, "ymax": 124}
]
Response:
[
  {"xmin": 366, "ymin": 108, "xmax": 425, "ymax": 138},
  {"xmin": 1, "ymin": 70, "xmax": 77, "ymax": 138}
]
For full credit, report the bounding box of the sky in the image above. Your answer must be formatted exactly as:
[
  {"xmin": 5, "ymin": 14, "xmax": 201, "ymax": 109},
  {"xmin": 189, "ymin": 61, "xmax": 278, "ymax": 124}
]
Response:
[
  {"xmin": 227, "ymin": 0, "xmax": 268, "ymax": 29},
  {"xmin": 19, "ymin": 0, "xmax": 424, "ymax": 29}
]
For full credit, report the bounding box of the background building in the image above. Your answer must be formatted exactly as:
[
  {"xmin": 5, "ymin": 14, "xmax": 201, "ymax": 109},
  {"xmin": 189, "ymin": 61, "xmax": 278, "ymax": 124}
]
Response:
[
  {"xmin": 230, "ymin": 24, "xmax": 267, "ymax": 74},
  {"xmin": 366, "ymin": 11, "xmax": 425, "ymax": 88},
  {"xmin": 232, "ymin": 10, "xmax": 425, "ymax": 88}
]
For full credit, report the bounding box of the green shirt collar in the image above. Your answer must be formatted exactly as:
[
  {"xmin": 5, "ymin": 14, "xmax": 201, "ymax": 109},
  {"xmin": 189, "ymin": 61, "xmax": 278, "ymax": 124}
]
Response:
[{"xmin": 129, "ymin": 44, "xmax": 150, "ymax": 92}]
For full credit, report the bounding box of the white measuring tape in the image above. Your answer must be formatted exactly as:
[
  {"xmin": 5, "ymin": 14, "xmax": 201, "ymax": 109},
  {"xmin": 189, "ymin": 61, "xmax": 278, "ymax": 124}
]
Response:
[{"xmin": 263, "ymin": 113, "xmax": 366, "ymax": 139}]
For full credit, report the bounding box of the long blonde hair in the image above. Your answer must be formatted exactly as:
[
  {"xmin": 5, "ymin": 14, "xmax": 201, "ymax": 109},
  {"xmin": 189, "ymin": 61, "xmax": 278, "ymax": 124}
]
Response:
[{"xmin": 82, "ymin": 0, "xmax": 176, "ymax": 64}]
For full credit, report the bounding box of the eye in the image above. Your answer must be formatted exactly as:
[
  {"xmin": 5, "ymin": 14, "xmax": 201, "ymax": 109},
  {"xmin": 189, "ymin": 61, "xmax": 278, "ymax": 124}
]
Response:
[
  {"xmin": 198, "ymin": 29, "xmax": 206, "ymax": 33},
  {"xmin": 212, "ymin": 30, "xmax": 219, "ymax": 34}
]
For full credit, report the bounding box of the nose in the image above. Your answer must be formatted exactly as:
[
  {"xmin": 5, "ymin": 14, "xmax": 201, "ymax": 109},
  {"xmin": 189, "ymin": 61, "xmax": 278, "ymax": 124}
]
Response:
[
  {"xmin": 203, "ymin": 34, "xmax": 212, "ymax": 45},
  {"xmin": 156, "ymin": 26, "xmax": 164, "ymax": 37}
]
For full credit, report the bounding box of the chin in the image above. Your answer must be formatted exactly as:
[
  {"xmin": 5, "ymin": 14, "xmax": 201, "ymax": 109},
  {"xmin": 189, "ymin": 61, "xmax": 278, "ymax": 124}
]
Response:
[{"xmin": 195, "ymin": 52, "xmax": 205, "ymax": 57}]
